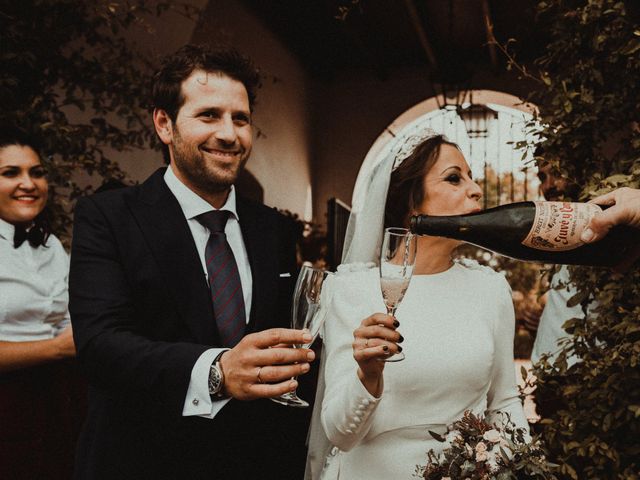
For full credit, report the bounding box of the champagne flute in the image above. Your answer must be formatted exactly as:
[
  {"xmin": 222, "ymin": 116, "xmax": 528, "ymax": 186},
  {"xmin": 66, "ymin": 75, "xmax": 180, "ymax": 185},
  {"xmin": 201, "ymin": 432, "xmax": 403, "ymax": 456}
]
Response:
[
  {"xmin": 379, "ymin": 227, "xmax": 417, "ymax": 362},
  {"xmin": 271, "ymin": 265, "xmax": 334, "ymax": 407}
]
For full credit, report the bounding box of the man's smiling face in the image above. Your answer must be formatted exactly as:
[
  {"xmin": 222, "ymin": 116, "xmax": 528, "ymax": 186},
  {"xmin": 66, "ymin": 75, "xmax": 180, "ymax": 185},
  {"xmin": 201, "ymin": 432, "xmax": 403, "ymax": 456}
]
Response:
[{"xmin": 157, "ymin": 69, "xmax": 253, "ymax": 203}]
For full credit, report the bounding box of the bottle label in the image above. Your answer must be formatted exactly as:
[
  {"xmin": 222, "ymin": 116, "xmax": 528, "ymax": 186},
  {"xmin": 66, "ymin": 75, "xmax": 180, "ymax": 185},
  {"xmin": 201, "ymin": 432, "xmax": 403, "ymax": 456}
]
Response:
[{"xmin": 522, "ymin": 201, "xmax": 602, "ymax": 251}]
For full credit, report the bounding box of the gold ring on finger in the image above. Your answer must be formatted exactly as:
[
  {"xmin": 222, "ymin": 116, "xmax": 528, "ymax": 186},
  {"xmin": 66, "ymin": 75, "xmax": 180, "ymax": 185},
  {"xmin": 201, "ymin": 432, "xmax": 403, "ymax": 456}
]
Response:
[
  {"xmin": 257, "ymin": 366, "xmax": 264, "ymax": 384},
  {"xmin": 364, "ymin": 339, "xmax": 370, "ymax": 348}
]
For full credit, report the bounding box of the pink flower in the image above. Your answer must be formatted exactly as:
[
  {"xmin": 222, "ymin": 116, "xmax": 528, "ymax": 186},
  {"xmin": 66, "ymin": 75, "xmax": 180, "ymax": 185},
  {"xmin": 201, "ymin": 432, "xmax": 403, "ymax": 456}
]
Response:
[
  {"xmin": 483, "ymin": 429, "xmax": 501, "ymax": 443},
  {"xmin": 475, "ymin": 441, "xmax": 488, "ymax": 453},
  {"xmin": 476, "ymin": 451, "xmax": 489, "ymax": 462}
]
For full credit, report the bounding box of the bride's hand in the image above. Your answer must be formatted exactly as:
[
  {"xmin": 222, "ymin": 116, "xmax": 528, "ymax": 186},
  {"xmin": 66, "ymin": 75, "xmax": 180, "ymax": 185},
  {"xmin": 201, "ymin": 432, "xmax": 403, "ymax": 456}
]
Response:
[{"xmin": 352, "ymin": 313, "xmax": 403, "ymax": 397}]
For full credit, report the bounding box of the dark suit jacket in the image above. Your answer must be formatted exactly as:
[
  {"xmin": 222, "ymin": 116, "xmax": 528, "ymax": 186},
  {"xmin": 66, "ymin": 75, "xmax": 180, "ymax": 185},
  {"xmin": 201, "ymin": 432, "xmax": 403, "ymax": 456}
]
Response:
[{"xmin": 69, "ymin": 168, "xmax": 314, "ymax": 479}]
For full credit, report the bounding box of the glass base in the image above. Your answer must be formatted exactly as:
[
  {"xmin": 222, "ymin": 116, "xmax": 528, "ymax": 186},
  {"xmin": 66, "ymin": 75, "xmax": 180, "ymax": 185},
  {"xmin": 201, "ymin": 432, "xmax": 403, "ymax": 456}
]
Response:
[
  {"xmin": 381, "ymin": 351, "xmax": 405, "ymax": 362},
  {"xmin": 270, "ymin": 391, "xmax": 309, "ymax": 408}
]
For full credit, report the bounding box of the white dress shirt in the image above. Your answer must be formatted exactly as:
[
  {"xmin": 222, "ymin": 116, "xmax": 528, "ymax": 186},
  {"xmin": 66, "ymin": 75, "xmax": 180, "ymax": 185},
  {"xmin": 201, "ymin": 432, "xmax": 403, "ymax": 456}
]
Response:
[
  {"xmin": 531, "ymin": 265, "xmax": 596, "ymax": 366},
  {"xmin": 163, "ymin": 166, "xmax": 253, "ymax": 418},
  {"xmin": 0, "ymin": 218, "xmax": 70, "ymax": 341}
]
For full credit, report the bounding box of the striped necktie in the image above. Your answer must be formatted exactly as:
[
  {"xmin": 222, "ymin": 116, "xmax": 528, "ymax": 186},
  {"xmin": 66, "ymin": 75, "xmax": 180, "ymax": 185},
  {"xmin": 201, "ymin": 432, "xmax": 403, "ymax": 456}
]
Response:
[{"xmin": 197, "ymin": 211, "xmax": 246, "ymax": 347}]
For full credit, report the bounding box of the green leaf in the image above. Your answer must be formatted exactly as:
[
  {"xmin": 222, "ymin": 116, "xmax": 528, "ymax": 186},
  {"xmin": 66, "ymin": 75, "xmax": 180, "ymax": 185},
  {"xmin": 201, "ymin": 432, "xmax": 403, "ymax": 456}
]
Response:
[
  {"xmin": 620, "ymin": 38, "xmax": 640, "ymax": 55},
  {"xmin": 563, "ymin": 99, "xmax": 573, "ymax": 113},
  {"xmin": 567, "ymin": 289, "xmax": 589, "ymax": 308}
]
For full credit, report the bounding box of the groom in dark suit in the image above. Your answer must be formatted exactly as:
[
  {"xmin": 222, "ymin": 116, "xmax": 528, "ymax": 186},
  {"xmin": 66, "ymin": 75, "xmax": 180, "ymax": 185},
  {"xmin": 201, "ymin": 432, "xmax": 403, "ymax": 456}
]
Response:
[{"xmin": 69, "ymin": 44, "xmax": 316, "ymax": 479}]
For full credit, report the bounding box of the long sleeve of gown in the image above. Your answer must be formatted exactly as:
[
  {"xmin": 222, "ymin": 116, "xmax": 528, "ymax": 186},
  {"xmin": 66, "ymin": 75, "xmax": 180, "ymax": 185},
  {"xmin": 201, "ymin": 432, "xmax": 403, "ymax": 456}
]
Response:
[
  {"xmin": 486, "ymin": 275, "xmax": 530, "ymax": 434},
  {"xmin": 320, "ymin": 268, "xmax": 382, "ymax": 452}
]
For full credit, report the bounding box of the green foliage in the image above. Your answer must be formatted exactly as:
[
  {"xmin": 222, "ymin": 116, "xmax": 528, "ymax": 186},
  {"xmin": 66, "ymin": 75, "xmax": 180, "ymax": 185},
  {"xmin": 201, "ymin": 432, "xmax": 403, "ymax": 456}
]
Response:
[
  {"xmin": 0, "ymin": 0, "xmax": 198, "ymax": 239},
  {"xmin": 522, "ymin": 1, "xmax": 640, "ymax": 479}
]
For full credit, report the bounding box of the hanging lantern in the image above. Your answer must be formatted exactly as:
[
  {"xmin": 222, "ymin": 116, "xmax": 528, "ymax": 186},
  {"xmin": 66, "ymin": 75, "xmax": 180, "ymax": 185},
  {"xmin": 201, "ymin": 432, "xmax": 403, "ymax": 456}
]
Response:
[
  {"xmin": 432, "ymin": 77, "xmax": 469, "ymax": 111},
  {"xmin": 457, "ymin": 102, "xmax": 498, "ymax": 138},
  {"xmin": 430, "ymin": 61, "xmax": 471, "ymax": 112}
]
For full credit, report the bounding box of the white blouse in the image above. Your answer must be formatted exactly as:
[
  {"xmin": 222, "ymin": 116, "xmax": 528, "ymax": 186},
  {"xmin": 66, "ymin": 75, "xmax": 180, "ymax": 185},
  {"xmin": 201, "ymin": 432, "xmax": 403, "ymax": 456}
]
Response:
[
  {"xmin": 0, "ymin": 218, "xmax": 70, "ymax": 341},
  {"xmin": 317, "ymin": 260, "xmax": 528, "ymax": 479}
]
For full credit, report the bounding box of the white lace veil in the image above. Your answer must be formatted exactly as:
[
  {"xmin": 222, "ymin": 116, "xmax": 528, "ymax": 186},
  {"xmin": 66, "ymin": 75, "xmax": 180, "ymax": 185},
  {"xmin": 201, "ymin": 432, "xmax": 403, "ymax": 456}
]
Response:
[
  {"xmin": 304, "ymin": 122, "xmax": 440, "ymax": 480},
  {"xmin": 340, "ymin": 123, "xmax": 439, "ymax": 264}
]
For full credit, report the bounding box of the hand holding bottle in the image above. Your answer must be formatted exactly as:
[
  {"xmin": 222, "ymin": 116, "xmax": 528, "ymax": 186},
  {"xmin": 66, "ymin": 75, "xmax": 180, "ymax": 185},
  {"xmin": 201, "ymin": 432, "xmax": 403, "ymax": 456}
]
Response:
[
  {"xmin": 581, "ymin": 187, "xmax": 640, "ymax": 243},
  {"xmin": 410, "ymin": 200, "xmax": 640, "ymax": 267}
]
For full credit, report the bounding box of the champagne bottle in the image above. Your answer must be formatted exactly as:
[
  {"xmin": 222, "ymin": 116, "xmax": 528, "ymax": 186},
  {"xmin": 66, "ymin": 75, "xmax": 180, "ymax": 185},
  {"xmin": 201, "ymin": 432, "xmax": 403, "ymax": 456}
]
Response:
[{"xmin": 409, "ymin": 201, "xmax": 640, "ymax": 267}]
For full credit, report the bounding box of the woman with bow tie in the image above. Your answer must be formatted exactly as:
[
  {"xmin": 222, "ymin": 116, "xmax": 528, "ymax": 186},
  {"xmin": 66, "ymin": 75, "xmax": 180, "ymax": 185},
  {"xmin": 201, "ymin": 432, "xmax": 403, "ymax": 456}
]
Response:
[{"xmin": 0, "ymin": 126, "xmax": 81, "ymax": 479}]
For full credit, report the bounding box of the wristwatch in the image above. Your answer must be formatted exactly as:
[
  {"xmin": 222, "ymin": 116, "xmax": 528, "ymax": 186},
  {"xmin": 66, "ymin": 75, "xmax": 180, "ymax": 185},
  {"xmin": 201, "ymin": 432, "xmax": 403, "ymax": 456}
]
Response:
[{"xmin": 208, "ymin": 353, "xmax": 227, "ymax": 398}]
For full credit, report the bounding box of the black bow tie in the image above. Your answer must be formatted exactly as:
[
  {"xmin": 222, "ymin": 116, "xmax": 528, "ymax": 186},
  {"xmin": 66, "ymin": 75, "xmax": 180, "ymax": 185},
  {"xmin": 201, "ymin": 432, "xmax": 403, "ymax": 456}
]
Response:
[{"xmin": 14, "ymin": 225, "xmax": 45, "ymax": 248}]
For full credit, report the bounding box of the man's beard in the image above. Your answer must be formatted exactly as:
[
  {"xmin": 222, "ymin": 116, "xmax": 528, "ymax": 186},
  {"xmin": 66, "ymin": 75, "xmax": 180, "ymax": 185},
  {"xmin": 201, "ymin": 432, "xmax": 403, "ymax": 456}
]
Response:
[
  {"xmin": 172, "ymin": 127, "xmax": 247, "ymax": 195},
  {"xmin": 544, "ymin": 183, "xmax": 581, "ymax": 202}
]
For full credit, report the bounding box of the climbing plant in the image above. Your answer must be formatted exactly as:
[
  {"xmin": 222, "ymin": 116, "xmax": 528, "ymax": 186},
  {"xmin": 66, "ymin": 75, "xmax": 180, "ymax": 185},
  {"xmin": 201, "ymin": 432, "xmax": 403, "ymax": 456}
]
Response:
[
  {"xmin": 517, "ymin": 1, "xmax": 640, "ymax": 478},
  {"xmin": 0, "ymin": 0, "xmax": 198, "ymax": 239}
]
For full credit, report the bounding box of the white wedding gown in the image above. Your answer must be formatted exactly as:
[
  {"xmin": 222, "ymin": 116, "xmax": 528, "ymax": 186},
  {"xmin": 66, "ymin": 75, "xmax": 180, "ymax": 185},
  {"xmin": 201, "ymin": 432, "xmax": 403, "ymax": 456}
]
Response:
[{"xmin": 316, "ymin": 260, "xmax": 529, "ymax": 479}]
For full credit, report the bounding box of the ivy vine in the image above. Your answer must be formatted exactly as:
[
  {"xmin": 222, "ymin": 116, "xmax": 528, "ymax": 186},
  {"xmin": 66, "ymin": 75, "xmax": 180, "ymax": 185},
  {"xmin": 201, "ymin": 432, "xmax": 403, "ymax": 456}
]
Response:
[{"xmin": 519, "ymin": 1, "xmax": 640, "ymax": 479}]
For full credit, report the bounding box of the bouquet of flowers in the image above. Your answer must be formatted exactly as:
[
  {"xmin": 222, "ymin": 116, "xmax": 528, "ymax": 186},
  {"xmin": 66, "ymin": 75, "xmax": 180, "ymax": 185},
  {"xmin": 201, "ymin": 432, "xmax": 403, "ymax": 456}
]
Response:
[{"xmin": 414, "ymin": 411, "xmax": 557, "ymax": 480}]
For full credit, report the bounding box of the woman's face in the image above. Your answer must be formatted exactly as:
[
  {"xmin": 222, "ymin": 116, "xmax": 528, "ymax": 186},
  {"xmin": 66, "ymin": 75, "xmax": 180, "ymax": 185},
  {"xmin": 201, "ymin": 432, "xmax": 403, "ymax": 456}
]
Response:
[
  {"xmin": 417, "ymin": 144, "xmax": 482, "ymax": 216},
  {"xmin": 0, "ymin": 145, "xmax": 48, "ymax": 225}
]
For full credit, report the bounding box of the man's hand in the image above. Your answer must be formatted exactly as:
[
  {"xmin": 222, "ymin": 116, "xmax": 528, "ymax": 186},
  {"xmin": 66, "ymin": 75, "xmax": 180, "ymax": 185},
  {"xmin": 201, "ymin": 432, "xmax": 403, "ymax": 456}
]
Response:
[
  {"xmin": 218, "ymin": 328, "xmax": 314, "ymax": 400},
  {"xmin": 581, "ymin": 187, "xmax": 640, "ymax": 243}
]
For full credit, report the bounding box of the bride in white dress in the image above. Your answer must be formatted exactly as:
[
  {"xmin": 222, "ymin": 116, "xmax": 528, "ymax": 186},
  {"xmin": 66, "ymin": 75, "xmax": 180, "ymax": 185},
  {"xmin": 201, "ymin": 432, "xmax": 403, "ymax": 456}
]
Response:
[{"xmin": 306, "ymin": 129, "xmax": 529, "ymax": 479}]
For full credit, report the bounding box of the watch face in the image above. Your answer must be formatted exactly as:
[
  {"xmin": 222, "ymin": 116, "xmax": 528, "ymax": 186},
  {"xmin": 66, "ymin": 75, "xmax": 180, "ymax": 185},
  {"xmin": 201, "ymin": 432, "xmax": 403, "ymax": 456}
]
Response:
[{"xmin": 209, "ymin": 364, "xmax": 222, "ymax": 395}]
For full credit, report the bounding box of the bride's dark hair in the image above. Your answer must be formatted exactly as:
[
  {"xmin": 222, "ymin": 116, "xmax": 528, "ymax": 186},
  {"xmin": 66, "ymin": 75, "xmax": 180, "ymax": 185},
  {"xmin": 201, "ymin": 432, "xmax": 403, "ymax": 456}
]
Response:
[{"xmin": 384, "ymin": 135, "xmax": 459, "ymax": 229}]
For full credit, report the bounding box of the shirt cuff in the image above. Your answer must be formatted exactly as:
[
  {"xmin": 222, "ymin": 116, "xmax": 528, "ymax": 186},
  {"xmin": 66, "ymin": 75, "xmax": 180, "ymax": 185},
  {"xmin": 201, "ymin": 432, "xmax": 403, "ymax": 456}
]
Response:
[
  {"xmin": 182, "ymin": 348, "xmax": 231, "ymax": 419},
  {"xmin": 54, "ymin": 316, "xmax": 71, "ymax": 336}
]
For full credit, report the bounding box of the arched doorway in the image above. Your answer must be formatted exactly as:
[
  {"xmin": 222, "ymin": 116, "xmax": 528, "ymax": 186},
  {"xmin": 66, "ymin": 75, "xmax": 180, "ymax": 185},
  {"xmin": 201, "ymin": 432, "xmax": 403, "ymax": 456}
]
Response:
[{"xmin": 352, "ymin": 90, "xmax": 542, "ymax": 213}]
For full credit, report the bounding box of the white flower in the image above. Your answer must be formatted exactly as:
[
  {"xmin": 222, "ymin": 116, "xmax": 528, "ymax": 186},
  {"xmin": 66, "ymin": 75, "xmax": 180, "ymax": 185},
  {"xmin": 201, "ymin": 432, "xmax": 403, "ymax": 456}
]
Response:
[
  {"xmin": 486, "ymin": 450, "xmax": 499, "ymax": 472},
  {"xmin": 483, "ymin": 429, "xmax": 501, "ymax": 443},
  {"xmin": 476, "ymin": 451, "xmax": 488, "ymax": 462},
  {"xmin": 445, "ymin": 430, "xmax": 462, "ymax": 444},
  {"xmin": 465, "ymin": 444, "xmax": 474, "ymax": 456},
  {"xmin": 475, "ymin": 441, "xmax": 488, "ymax": 453},
  {"xmin": 442, "ymin": 477, "xmax": 452, "ymax": 480}
]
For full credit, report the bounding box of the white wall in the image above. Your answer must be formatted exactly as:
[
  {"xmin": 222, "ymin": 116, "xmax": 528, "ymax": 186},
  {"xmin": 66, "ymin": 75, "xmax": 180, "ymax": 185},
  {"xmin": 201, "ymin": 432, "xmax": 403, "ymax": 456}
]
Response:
[{"xmin": 310, "ymin": 69, "xmax": 436, "ymax": 226}]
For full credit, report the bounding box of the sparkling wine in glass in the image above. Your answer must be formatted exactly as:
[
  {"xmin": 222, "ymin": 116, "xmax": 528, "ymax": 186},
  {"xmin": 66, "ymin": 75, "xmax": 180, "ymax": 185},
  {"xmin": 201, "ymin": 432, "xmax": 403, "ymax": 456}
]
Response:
[
  {"xmin": 379, "ymin": 227, "xmax": 417, "ymax": 362},
  {"xmin": 271, "ymin": 265, "xmax": 334, "ymax": 407}
]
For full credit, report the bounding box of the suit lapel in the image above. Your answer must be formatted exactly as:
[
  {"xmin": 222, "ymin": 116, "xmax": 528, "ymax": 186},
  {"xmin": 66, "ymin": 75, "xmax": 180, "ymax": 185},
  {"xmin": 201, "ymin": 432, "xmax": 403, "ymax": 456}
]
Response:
[
  {"xmin": 128, "ymin": 169, "xmax": 218, "ymax": 344},
  {"xmin": 236, "ymin": 197, "xmax": 279, "ymax": 333}
]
